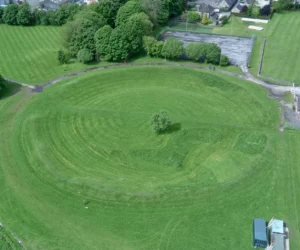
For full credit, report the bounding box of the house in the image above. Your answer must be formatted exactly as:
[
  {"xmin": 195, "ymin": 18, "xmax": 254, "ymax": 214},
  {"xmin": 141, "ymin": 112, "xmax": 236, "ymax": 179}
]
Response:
[
  {"xmin": 0, "ymin": 0, "xmax": 9, "ymax": 7},
  {"xmin": 188, "ymin": 0, "xmax": 238, "ymax": 12},
  {"xmin": 231, "ymin": 3, "xmax": 244, "ymax": 13},
  {"xmin": 253, "ymin": 218, "xmax": 268, "ymax": 248}
]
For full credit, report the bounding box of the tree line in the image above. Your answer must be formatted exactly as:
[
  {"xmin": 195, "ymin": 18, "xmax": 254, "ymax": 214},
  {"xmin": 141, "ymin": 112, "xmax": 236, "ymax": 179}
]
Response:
[
  {"xmin": 143, "ymin": 36, "xmax": 229, "ymax": 66},
  {"xmin": 0, "ymin": 0, "xmax": 185, "ymax": 26},
  {"xmin": 57, "ymin": 0, "xmax": 187, "ymax": 63}
]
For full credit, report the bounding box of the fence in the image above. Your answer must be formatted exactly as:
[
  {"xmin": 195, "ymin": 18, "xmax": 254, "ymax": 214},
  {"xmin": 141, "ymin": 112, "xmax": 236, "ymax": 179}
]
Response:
[
  {"xmin": 257, "ymin": 38, "xmax": 266, "ymax": 75},
  {"xmin": 167, "ymin": 21, "xmax": 214, "ymax": 33}
]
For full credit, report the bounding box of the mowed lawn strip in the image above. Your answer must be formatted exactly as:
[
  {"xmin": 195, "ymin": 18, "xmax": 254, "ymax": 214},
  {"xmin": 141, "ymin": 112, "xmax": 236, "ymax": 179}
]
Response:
[
  {"xmin": 262, "ymin": 12, "xmax": 300, "ymax": 83},
  {"xmin": 1, "ymin": 66, "xmax": 300, "ymax": 249},
  {"xmin": 0, "ymin": 25, "xmax": 103, "ymax": 85}
]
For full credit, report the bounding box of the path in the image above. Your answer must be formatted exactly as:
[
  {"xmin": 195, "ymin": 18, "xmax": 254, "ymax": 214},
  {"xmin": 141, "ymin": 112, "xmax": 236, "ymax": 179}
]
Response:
[{"xmin": 5, "ymin": 62, "xmax": 299, "ymax": 96}]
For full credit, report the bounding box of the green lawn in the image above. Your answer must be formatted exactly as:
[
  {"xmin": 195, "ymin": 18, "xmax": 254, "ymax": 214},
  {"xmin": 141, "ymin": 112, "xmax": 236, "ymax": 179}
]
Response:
[
  {"xmin": 1, "ymin": 65, "xmax": 300, "ymax": 249},
  {"xmin": 261, "ymin": 12, "xmax": 300, "ymax": 84},
  {"xmin": 212, "ymin": 13, "xmax": 300, "ymax": 84},
  {"xmin": 0, "ymin": 25, "xmax": 103, "ymax": 85}
]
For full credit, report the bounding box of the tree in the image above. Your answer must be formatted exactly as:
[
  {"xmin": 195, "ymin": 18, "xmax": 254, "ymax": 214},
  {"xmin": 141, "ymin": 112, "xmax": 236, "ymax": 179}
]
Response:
[
  {"xmin": 168, "ymin": 0, "xmax": 185, "ymax": 17},
  {"xmin": 203, "ymin": 43, "xmax": 221, "ymax": 65},
  {"xmin": 0, "ymin": 75, "xmax": 6, "ymax": 93},
  {"xmin": 57, "ymin": 49, "xmax": 70, "ymax": 64},
  {"xmin": 220, "ymin": 55, "xmax": 229, "ymax": 66},
  {"xmin": 94, "ymin": 25, "xmax": 113, "ymax": 60},
  {"xmin": 17, "ymin": 3, "xmax": 31, "ymax": 25},
  {"xmin": 3, "ymin": 4, "xmax": 19, "ymax": 25},
  {"xmin": 115, "ymin": 0, "xmax": 143, "ymax": 26},
  {"xmin": 161, "ymin": 38, "xmax": 184, "ymax": 59},
  {"xmin": 63, "ymin": 11, "xmax": 106, "ymax": 57},
  {"xmin": 241, "ymin": 5, "xmax": 248, "ymax": 13},
  {"xmin": 77, "ymin": 48, "xmax": 93, "ymax": 64},
  {"xmin": 124, "ymin": 12, "xmax": 153, "ymax": 54},
  {"xmin": 273, "ymin": 0, "xmax": 293, "ymax": 12},
  {"xmin": 260, "ymin": 5, "xmax": 271, "ymax": 16},
  {"xmin": 0, "ymin": 7, "xmax": 4, "ymax": 23},
  {"xmin": 187, "ymin": 11, "xmax": 200, "ymax": 22},
  {"xmin": 201, "ymin": 13, "xmax": 209, "ymax": 25},
  {"xmin": 141, "ymin": 0, "xmax": 169, "ymax": 26},
  {"xmin": 151, "ymin": 110, "xmax": 171, "ymax": 133},
  {"xmin": 108, "ymin": 26, "xmax": 130, "ymax": 61},
  {"xmin": 186, "ymin": 43, "xmax": 205, "ymax": 61},
  {"xmin": 91, "ymin": 0, "xmax": 122, "ymax": 27}
]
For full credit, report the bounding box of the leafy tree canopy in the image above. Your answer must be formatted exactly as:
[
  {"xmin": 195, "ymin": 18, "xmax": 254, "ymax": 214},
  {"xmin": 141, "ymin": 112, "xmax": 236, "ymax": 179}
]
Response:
[
  {"xmin": 17, "ymin": 3, "xmax": 31, "ymax": 25},
  {"xmin": 3, "ymin": 4, "xmax": 19, "ymax": 25},
  {"xmin": 115, "ymin": 0, "xmax": 143, "ymax": 26},
  {"xmin": 151, "ymin": 110, "xmax": 171, "ymax": 134}
]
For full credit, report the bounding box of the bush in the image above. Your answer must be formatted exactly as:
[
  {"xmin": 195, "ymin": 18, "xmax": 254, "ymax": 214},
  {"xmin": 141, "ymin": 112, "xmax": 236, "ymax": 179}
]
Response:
[
  {"xmin": 77, "ymin": 49, "xmax": 93, "ymax": 64},
  {"xmin": 260, "ymin": 5, "xmax": 271, "ymax": 16},
  {"xmin": 186, "ymin": 43, "xmax": 205, "ymax": 61},
  {"xmin": 203, "ymin": 43, "xmax": 221, "ymax": 65},
  {"xmin": 187, "ymin": 11, "xmax": 200, "ymax": 22},
  {"xmin": 161, "ymin": 37, "xmax": 184, "ymax": 59},
  {"xmin": 57, "ymin": 49, "xmax": 71, "ymax": 64},
  {"xmin": 220, "ymin": 55, "xmax": 229, "ymax": 66},
  {"xmin": 143, "ymin": 36, "xmax": 163, "ymax": 57},
  {"xmin": 219, "ymin": 16, "xmax": 228, "ymax": 25},
  {"xmin": 151, "ymin": 110, "xmax": 171, "ymax": 134},
  {"xmin": 0, "ymin": 74, "xmax": 6, "ymax": 93},
  {"xmin": 201, "ymin": 14, "xmax": 209, "ymax": 25}
]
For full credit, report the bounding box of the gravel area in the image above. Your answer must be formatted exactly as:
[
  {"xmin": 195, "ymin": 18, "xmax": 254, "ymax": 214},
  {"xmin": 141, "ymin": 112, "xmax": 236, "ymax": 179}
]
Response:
[{"xmin": 162, "ymin": 31, "xmax": 254, "ymax": 66}]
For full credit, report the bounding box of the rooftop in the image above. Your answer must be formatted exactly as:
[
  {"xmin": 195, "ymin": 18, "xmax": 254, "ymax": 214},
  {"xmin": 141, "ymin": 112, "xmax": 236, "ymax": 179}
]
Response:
[
  {"xmin": 271, "ymin": 219, "xmax": 284, "ymax": 234},
  {"xmin": 253, "ymin": 218, "xmax": 268, "ymax": 241},
  {"xmin": 271, "ymin": 233, "xmax": 285, "ymax": 250}
]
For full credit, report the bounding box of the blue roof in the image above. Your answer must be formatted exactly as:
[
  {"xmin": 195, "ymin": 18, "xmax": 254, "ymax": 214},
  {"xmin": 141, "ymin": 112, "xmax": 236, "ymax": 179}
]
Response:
[{"xmin": 253, "ymin": 218, "xmax": 268, "ymax": 241}]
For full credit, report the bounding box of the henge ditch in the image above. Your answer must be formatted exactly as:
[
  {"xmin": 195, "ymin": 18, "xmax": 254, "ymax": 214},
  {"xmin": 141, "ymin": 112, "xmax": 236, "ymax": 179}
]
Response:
[{"xmin": 162, "ymin": 31, "xmax": 255, "ymax": 67}]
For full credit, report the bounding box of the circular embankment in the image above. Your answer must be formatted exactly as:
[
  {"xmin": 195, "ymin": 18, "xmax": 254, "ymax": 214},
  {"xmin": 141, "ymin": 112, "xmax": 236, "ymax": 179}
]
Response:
[
  {"xmin": 13, "ymin": 66, "xmax": 274, "ymax": 198},
  {"xmin": 1, "ymin": 65, "xmax": 280, "ymax": 249}
]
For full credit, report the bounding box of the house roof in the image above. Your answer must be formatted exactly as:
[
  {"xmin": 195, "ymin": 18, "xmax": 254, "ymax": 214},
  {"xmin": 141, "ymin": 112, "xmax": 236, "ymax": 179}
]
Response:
[
  {"xmin": 202, "ymin": 4, "xmax": 215, "ymax": 13},
  {"xmin": 271, "ymin": 233, "xmax": 285, "ymax": 250},
  {"xmin": 253, "ymin": 218, "xmax": 268, "ymax": 241},
  {"xmin": 235, "ymin": 3, "xmax": 243, "ymax": 10},
  {"xmin": 271, "ymin": 219, "xmax": 284, "ymax": 234}
]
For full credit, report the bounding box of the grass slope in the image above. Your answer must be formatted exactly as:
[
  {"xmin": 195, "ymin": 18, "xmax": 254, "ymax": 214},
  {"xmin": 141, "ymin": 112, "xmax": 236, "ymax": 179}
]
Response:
[
  {"xmin": 0, "ymin": 25, "xmax": 100, "ymax": 85},
  {"xmin": 1, "ymin": 66, "xmax": 300, "ymax": 249}
]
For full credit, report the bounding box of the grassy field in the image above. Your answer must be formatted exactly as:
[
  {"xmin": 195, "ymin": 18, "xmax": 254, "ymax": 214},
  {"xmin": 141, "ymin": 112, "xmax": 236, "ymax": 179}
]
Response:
[
  {"xmin": 1, "ymin": 65, "xmax": 300, "ymax": 249},
  {"xmin": 0, "ymin": 25, "xmax": 103, "ymax": 85},
  {"xmin": 213, "ymin": 13, "xmax": 300, "ymax": 84},
  {"xmin": 261, "ymin": 12, "xmax": 300, "ymax": 84}
]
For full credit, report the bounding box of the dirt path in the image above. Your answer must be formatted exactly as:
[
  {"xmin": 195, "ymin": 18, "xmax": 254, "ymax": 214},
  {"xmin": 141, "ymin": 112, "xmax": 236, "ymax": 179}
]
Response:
[{"xmin": 5, "ymin": 62, "xmax": 299, "ymax": 96}]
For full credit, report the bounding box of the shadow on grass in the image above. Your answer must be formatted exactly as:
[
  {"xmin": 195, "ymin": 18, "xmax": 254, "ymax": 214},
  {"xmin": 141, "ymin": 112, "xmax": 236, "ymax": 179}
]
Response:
[
  {"xmin": 161, "ymin": 123, "xmax": 181, "ymax": 135},
  {"xmin": 0, "ymin": 83, "xmax": 21, "ymax": 100}
]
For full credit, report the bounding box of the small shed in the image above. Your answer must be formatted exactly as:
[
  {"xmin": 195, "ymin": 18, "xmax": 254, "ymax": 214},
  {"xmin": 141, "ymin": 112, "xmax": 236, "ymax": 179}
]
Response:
[{"xmin": 253, "ymin": 218, "xmax": 268, "ymax": 248}]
